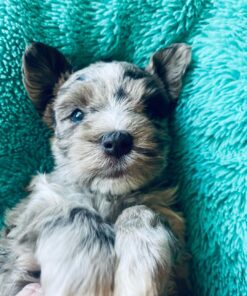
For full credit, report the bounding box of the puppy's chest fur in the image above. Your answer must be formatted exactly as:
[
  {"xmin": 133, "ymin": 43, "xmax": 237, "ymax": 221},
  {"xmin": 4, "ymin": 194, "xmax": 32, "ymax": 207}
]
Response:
[
  {"xmin": 23, "ymin": 173, "xmax": 175, "ymax": 226},
  {"xmin": 4, "ymin": 173, "xmax": 186, "ymax": 293}
]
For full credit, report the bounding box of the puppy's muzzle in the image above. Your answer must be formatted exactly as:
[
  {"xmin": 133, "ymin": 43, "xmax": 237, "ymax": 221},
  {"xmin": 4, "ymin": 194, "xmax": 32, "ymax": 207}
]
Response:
[{"xmin": 101, "ymin": 131, "xmax": 133, "ymax": 158}]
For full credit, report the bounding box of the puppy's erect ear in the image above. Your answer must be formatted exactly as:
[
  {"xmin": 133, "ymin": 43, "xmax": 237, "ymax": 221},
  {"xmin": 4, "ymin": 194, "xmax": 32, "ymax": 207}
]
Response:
[
  {"xmin": 147, "ymin": 43, "xmax": 191, "ymax": 101},
  {"xmin": 23, "ymin": 42, "xmax": 72, "ymax": 117}
]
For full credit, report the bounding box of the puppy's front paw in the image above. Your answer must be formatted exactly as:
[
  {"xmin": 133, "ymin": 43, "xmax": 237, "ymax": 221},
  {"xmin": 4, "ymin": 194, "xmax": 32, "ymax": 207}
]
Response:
[
  {"xmin": 36, "ymin": 207, "xmax": 116, "ymax": 296},
  {"xmin": 114, "ymin": 206, "xmax": 175, "ymax": 296}
]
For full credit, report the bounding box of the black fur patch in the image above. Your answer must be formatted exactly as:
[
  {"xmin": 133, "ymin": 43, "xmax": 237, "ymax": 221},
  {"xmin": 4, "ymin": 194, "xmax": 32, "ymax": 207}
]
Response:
[
  {"xmin": 124, "ymin": 68, "xmax": 149, "ymax": 80},
  {"xmin": 144, "ymin": 90, "xmax": 170, "ymax": 120},
  {"xmin": 69, "ymin": 207, "xmax": 103, "ymax": 224},
  {"xmin": 69, "ymin": 208, "xmax": 115, "ymax": 247},
  {"xmin": 94, "ymin": 224, "xmax": 115, "ymax": 247},
  {"xmin": 115, "ymin": 87, "xmax": 126, "ymax": 101},
  {"xmin": 141, "ymin": 79, "xmax": 170, "ymax": 120}
]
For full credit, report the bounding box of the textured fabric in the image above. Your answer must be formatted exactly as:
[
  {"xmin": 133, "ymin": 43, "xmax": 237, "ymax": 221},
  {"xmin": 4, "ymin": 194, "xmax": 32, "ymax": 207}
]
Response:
[{"xmin": 0, "ymin": 0, "xmax": 246, "ymax": 295}]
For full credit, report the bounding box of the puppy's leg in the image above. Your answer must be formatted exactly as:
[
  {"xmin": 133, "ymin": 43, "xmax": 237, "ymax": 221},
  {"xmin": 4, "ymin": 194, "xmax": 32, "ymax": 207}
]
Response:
[
  {"xmin": 114, "ymin": 205, "xmax": 175, "ymax": 296},
  {"xmin": 1, "ymin": 199, "xmax": 115, "ymax": 296},
  {"xmin": 36, "ymin": 207, "xmax": 115, "ymax": 296}
]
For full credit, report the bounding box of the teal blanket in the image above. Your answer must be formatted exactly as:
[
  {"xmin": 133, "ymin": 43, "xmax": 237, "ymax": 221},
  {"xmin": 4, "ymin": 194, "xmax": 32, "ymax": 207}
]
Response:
[{"xmin": 0, "ymin": 0, "xmax": 246, "ymax": 295}]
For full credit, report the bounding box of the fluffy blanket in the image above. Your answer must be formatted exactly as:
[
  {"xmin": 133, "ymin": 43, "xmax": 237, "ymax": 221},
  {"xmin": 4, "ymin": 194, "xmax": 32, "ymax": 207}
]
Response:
[{"xmin": 0, "ymin": 0, "xmax": 246, "ymax": 295}]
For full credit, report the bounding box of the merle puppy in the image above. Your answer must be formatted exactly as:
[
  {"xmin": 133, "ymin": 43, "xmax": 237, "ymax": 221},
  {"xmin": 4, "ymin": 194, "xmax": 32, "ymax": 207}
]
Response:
[{"xmin": 0, "ymin": 42, "xmax": 191, "ymax": 296}]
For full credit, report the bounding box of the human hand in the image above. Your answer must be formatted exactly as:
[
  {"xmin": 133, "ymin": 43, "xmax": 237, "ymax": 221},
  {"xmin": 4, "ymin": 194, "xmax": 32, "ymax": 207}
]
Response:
[{"xmin": 16, "ymin": 284, "xmax": 43, "ymax": 296}]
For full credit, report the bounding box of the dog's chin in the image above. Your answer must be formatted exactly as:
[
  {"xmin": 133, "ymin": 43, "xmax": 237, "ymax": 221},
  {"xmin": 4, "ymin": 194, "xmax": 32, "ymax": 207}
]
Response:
[
  {"xmin": 102, "ymin": 159, "xmax": 128, "ymax": 179},
  {"xmin": 89, "ymin": 175, "xmax": 142, "ymax": 195},
  {"xmin": 89, "ymin": 167, "xmax": 154, "ymax": 196},
  {"xmin": 103, "ymin": 169, "xmax": 127, "ymax": 179},
  {"xmin": 87, "ymin": 155, "xmax": 164, "ymax": 195}
]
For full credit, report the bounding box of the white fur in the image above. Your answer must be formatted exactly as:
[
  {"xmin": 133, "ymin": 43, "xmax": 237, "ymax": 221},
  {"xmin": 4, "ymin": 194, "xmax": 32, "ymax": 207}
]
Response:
[{"xmin": 114, "ymin": 206, "xmax": 173, "ymax": 296}]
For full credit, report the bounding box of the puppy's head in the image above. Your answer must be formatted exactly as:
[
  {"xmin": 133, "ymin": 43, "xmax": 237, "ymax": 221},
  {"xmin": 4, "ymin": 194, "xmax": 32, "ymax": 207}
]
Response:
[{"xmin": 23, "ymin": 43, "xmax": 191, "ymax": 195}]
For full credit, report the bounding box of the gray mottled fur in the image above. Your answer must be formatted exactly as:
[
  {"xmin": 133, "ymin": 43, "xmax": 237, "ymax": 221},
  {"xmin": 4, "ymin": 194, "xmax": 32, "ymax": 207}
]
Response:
[{"xmin": 0, "ymin": 43, "xmax": 191, "ymax": 296}]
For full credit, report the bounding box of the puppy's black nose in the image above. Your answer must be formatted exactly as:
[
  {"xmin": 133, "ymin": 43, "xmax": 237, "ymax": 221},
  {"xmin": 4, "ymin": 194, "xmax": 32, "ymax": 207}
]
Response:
[{"xmin": 101, "ymin": 131, "xmax": 133, "ymax": 158}]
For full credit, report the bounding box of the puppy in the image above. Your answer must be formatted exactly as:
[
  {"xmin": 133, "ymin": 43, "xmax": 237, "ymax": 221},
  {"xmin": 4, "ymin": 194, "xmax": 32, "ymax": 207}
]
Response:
[{"xmin": 0, "ymin": 42, "xmax": 191, "ymax": 296}]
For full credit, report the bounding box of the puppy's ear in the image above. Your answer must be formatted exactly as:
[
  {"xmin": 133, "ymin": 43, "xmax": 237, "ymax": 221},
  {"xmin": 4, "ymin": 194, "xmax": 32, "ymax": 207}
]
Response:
[
  {"xmin": 23, "ymin": 42, "xmax": 72, "ymax": 120},
  {"xmin": 147, "ymin": 43, "xmax": 191, "ymax": 101}
]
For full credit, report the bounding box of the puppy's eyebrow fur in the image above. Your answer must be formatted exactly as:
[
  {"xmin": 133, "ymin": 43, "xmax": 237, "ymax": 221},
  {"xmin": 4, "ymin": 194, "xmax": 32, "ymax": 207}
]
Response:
[
  {"xmin": 56, "ymin": 91, "xmax": 90, "ymax": 115},
  {"xmin": 58, "ymin": 75, "xmax": 87, "ymax": 95}
]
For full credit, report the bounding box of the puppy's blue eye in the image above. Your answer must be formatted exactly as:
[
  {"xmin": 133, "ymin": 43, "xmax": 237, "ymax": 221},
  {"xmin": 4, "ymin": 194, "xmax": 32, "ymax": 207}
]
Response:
[{"xmin": 70, "ymin": 109, "xmax": 84, "ymax": 123}]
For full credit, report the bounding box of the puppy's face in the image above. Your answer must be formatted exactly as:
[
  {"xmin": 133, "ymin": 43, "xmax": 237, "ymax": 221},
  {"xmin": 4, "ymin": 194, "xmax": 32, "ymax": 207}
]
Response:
[{"xmin": 23, "ymin": 43, "xmax": 191, "ymax": 195}]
